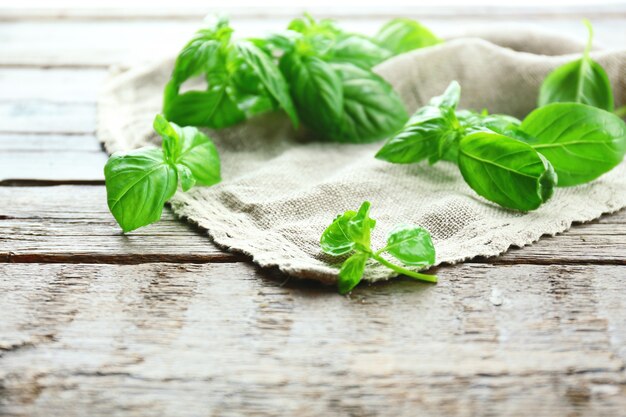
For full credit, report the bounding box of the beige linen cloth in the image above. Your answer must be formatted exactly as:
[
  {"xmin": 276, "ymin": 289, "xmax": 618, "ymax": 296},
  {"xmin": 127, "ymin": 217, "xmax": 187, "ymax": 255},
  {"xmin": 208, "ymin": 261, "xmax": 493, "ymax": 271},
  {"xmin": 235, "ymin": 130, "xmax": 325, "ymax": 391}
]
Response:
[{"xmin": 98, "ymin": 28, "xmax": 626, "ymax": 284}]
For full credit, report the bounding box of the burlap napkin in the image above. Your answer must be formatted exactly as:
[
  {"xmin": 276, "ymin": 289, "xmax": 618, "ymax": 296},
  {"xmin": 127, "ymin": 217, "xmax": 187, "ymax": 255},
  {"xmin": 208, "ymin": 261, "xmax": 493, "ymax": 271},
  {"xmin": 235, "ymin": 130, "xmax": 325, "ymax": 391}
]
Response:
[{"xmin": 98, "ymin": 28, "xmax": 626, "ymax": 284}]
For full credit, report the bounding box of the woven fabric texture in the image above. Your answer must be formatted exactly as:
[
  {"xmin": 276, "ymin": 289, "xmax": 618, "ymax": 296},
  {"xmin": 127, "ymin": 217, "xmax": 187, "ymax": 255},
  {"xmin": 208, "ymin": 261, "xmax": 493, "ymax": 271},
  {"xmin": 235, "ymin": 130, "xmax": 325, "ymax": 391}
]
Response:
[{"xmin": 98, "ymin": 28, "xmax": 626, "ymax": 284}]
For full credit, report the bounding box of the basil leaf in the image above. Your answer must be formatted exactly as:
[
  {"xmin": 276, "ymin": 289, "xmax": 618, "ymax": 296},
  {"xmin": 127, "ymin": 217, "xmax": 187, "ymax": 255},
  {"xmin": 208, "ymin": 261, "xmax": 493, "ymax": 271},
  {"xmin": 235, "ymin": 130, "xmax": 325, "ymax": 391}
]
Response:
[
  {"xmin": 320, "ymin": 210, "xmax": 358, "ymax": 256},
  {"xmin": 105, "ymin": 148, "xmax": 178, "ymax": 233},
  {"xmin": 337, "ymin": 252, "xmax": 369, "ymax": 295},
  {"xmin": 163, "ymin": 87, "xmax": 245, "ymax": 129},
  {"xmin": 429, "ymin": 81, "xmax": 461, "ymax": 109},
  {"xmin": 375, "ymin": 18, "xmax": 441, "ymax": 55},
  {"xmin": 264, "ymin": 31, "xmax": 300, "ymax": 53},
  {"xmin": 153, "ymin": 113, "xmax": 181, "ymax": 161},
  {"xmin": 521, "ymin": 103, "xmax": 626, "ymax": 186},
  {"xmin": 458, "ymin": 132, "xmax": 557, "ymax": 211},
  {"xmin": 346, "ymin": 201, "xmax": 376, "ymax": 250},
  {"xmin": 236, "ymin": 41, "xmax": 299, "ymax": 127},
  {"xmin": 330, "ymin": 63, "xmax": 408, "ymax": 143},
  {"xmin": 175, "ymin": 125, "xmax": 222, "ymax": 187},
  {"xmin": 385, "ymin": 225, "xmax": 435, "ymax": 267},
  {"xmin": 375, "ymin": 116, "xmax": 447, "ymax": 164},
  {"xmin": 176, "ymin": 163, "xmax": 196, "ymax": 192},
  {"xmin": 170, "ymin": 19, "xmax": 232, "ymax": 85},
  {"xmin": 280, "ymin": 52, "xmax": 343, "ymax": 132},
  {"xmin": 538, "ymin": 20, "xmax": 614, "ymax": 111},
  {"xmin": 326, "ymin": 35, "xmax": 391, "ymax": 69},
  {"xmin": 375, "ymin": 82, "xmax": 464, "ymax": 164}
]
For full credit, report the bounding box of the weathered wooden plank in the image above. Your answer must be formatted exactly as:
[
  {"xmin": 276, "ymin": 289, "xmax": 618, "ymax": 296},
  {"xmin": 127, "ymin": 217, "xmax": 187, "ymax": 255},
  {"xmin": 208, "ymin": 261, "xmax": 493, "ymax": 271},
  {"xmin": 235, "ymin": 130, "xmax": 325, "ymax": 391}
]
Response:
[
  {"xmin": 0, "ymin": 186, "xmax": 624, "ymax": 265},
  {"xmin": 0, "ymin": 102, "xmax": 94, "ymax": 134},
  {"xmin": 0, "ymin": 135, "xmax": 107, "ymax": 184},
  {"xmin": 0, "ymin": 69, "xmax": 103, "ymax": 134},
  {"xmin": 0, "ymin": 186, "xmax": 237, "ymax": 263},
  {"xmin": 0, "ymin": 262, "xmax": 624, "ymax": 416},
  {"xmin": 0, "ymin": 68, "xmax": 106, "ymax": 102},
  {"xmin": 1, "ymin": 18, "xmax": 625, "ymax": 67}
]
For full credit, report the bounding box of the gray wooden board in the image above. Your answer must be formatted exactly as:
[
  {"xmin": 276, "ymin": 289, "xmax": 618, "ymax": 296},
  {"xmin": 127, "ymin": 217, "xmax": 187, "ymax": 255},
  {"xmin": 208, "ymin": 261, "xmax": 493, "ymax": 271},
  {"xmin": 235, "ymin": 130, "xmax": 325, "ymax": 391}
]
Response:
[
  {"xmin": 0, "ymin": 186, "xmax": 236, "ymax": 263},
  {"xmin": 0, "ymin": 186, "xmax": 624, "ymax": 265},
  {"xmin": 0, "ymin": 262, "xmax": 625, "ymax": 416},
  {"xmin": 0, "ymin": 69, "xmax": 103, "ymax": 135},
  {"xmin": 0, "ymin": 135, "xmax": 107, "ymax": 184}
]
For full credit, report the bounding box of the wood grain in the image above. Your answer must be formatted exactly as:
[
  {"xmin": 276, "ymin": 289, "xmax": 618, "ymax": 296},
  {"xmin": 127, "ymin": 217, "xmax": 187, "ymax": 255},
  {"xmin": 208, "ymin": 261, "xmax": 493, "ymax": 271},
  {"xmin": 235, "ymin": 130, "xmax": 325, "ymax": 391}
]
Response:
[
  {"xmin": 1, "ymin": 262, "xmax": 625, "ymax": 416},
  {"xmin": 1, "ymin": 186, "xmax": 624, "ymax": 265},
  {"xmin": 1, "ymin": 18, "xmax": 625, "ymax": 67},
  {"xmin": 0, "ymin": 69, "xmax": 103, "ymax": 134},
  {"xmin": 0, "ymin": 135, "xmax": 107, "ymax": 184},
  {"xmin": 0, "ymin": 186, "xmax": 237, "ymax": 263}
]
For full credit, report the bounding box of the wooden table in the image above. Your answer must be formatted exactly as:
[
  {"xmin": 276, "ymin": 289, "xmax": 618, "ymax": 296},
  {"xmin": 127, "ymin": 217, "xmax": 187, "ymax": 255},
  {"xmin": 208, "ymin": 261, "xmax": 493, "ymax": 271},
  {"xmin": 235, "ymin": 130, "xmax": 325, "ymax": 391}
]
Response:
[{"xmin": 1, "ymin": 6, "xmax": 625, "ymax": 416}]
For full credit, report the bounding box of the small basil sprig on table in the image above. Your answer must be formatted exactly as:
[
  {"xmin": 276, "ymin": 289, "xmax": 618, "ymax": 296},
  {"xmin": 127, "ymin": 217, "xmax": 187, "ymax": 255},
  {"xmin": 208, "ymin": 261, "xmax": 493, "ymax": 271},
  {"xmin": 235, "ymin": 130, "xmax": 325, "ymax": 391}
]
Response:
[
  {"xmin": 104, "ymin": 115, "xmax": 221, "ymax": 232},
  {"xmin": 320, "ymin": 201, "xmax": 437, "ymax": 294},
  {"xmin": 538, "ymin": 20, "xmax": 614, "ymax": 112}
]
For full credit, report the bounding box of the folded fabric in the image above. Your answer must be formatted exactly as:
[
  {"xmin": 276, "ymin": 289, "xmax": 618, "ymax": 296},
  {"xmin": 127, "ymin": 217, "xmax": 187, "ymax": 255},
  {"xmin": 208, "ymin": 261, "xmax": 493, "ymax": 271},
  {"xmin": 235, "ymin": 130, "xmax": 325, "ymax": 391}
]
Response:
[{"xmin": 98, "ymin": 28, "xmax": 626, "ymax": 284}]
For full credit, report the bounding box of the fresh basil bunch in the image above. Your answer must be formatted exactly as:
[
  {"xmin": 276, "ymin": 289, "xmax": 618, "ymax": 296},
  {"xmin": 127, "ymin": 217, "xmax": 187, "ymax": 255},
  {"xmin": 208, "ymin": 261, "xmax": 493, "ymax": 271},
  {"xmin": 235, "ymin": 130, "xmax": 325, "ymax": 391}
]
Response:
[
  {"xmin": 376, "ymin": 81, "xmax": 626, "ymax": 211},
  {"xmin": 163, "ymin": 14, "xmax": 441, "ymax": 143},
  {"xmin": 320, "ymin": 201, "xmax": 437, "ymax": 294},
  {"xmin": 104, "ymin": 115, "xmax": 221, "ymax": 232}
]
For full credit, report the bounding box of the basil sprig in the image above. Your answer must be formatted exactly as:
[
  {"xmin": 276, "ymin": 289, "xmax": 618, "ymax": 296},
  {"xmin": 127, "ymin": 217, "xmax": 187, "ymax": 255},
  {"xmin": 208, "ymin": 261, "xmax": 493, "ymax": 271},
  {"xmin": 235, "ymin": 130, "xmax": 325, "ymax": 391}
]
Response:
[
  {"xmin": 104, "ymin": 115, "xmax": 221, "ymax": 232},
  {"xmin": 377, "ymin": 81, "xmax": 626, "ymax": 211},
  {"xmin": 320, "ymin": 201, "xmax": 437, "ymax": 294}
]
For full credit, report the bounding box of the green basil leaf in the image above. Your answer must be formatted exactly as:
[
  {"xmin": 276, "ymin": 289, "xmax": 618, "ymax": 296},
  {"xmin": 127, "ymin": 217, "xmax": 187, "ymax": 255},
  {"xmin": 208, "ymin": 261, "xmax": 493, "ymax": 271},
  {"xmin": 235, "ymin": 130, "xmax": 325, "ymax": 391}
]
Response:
[
  {"xmin": 375, "ymin": 18, "xmax": 441, "ymax": 55},
  {"xmin": 538, "ymin": 20, "xmax": 614, "ymax": 111},
  {"xmin": 346, "ymin": 201, "xmax": 377, "ymax": 250},
  {"xmin": 153, "ymin": 113, "xmax": 181, "ymax": 162},
  {"xmin": 104, "ymin": 148, "xmax": 178, "ymax": 233},
  {"xmin": 236, "ymin": 41, "xmax": 299, "ymax": 127},
  {"xmin": 458, "ymin": 132, "xmax": 557, "ymax": 211},
  {"xmin": 429, "ymin": 81, "xmax": 461, "ymax": 109},
  {"xmin": 320, "ymin": 210, "xmax": 358, "ymax": 256},
  {"xmin": 521, "ymin": 103, "xmax": 626, "ymax": 186},
  {"xmin": 330, "ymin": 63, "xmax": 408, "ymax": 143},
  {"xmin": 326, "ymin": 35, "xmax": 391, "ymax": 69},
  {"xmin": 170, "ymin": 19, "xmax": 232, "ymax": 84},
  {"xmin": 176, "ymin": 163, "xmax": 196, "ymax": 192},
  {"xmin": 338, "ymin": 252, "xmax": 369, "ymax": 294},
  {"xmin": 175, "ymin": 125, "xmax": 222, "ymax": 187},
  {"xmin": 375, "ymin": 116, "xmax": 447, "ymax": 164},
  {"xmin": 163, "ymin": 87, "xmax": 245, "ymax": 129},
  {"xmin": 385, "ymin": 225, "xmax": 435, "ymax": 267},
  {"xmin": 280, "ymin": 52, "xmax": 343, "ymax": 132},
  {"xmin": 288, "ymin": 14, "xmax": 342, "ymax": 40},
  {"xmin": 265, "ymin": 31, "xmax": 300, "ymax": 53}
]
